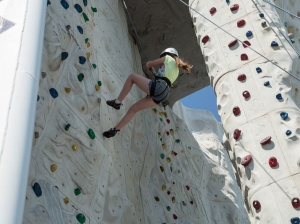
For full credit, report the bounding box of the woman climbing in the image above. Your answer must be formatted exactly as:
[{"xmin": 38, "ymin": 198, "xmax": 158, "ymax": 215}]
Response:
[{"xmin": 103, "ymin": 47, "xmax": 193, "ymax": 138}]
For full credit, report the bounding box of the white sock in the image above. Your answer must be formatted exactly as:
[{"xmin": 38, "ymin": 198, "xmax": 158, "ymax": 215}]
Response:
[{"xmin": 115, "ymin": 99, "xmax": 121, "ymax": 104}]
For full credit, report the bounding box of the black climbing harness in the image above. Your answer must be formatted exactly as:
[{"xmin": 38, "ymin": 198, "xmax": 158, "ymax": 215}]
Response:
[{"xmin": 150, "ymin": 77, "xmax": 171, "ymax": 104}]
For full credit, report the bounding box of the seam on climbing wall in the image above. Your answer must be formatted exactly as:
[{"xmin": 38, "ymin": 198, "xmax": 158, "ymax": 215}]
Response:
[{"xmin": 263, "ymin": 0, "xmax": 300, "ymax": 20}]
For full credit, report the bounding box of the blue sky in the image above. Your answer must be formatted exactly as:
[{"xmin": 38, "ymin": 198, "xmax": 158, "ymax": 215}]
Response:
[{"xmin": 180, "ymin": 85, "xmax": 221, "ymax": 121}]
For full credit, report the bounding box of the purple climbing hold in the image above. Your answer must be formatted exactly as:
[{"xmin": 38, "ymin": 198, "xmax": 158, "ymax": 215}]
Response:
[{"xmin": 79, "ymin": 56, "xmax": 86, "ymax": 64}]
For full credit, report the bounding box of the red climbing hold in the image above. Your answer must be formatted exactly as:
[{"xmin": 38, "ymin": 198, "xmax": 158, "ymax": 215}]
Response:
[
  {"xmin": 173, "ymin": 214, "xmax": 178, "ymax": 220},
  {"xmin": 228, "ymin": 39, "xmax": 238, "ymax": 48},
  {"xmin": 233, "ymin": 107, "xmax": 241, "ymax": 116},
  {"xmin": 243, "ymin": 91, "xmax": 250, "ymax": 99},
  {"xmin": 202, "ymin": 35, "xmax": 210, "ymax": 44},
  {"xmin": 230, "ymin": 4, "xmax": 239, "ymax": 11},
  {"xmin": 172, "ymin": 151, "xmax": 178, "ymax": 156},
  {"xmin": 292, "ymin": 198, "xmax": 300, "ymax": 208},
  {"xmin": 243, "ymin": 41, "xmax": 251, "ymax": 48},
  {"xmin": 253, "ymin": 200, "xmax": 261, "ymax": 210},
  {"xmin": 186, "ymin": 186, "xmax": 190, "ymax": 191},
  {"xmin": 190, "ymin": 201, "xmax": 194, "ymax": 204},
  {"xmin": 210, "ymin": 7, "xmax": 217, "ymax": 14},
  {"xmin": 260, "ymin": 136, "xmax": 272, "ymax": 145},
  {"xmin": 166, "ymin": 119, "xmax": 170, "ymax": 124},
  {"xmin": 166, "ymin": 131, "xmax": 169, "ymax": 136},
  {"xmin": 269, "ymin": 157, "xmax": 278, "ymax": 168},
  {"xmin": 238, "ymin": 74, "xmax": 246, "ymax": 81},
  {"xmin": 241, "ymin": 54, "xmax": 248, "ymax": 61},
  {"xmin": 167, "ymin": 191, "xmax": 170, "ymax": 195},
  {"xmin": 233, "ymin": 129, "xmax": 241, "ymax": 140},
  {"xmin": 241, "ymin": 155, "xmax": 252, "ymax": 167},
  {"xmin": 237, "ymin": 20, "xmax": 246, "ymax": 27}
]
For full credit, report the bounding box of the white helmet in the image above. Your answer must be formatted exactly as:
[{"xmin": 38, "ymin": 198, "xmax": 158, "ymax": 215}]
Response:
[{"xmin": 160, "ymin": 47, "xmax": 179, "ymax": 57}]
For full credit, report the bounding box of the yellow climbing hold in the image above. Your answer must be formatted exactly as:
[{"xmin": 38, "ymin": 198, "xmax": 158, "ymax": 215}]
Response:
[
  {"xmin": 87, "ymin": 42, "xmax": 90, "ymax": 48},
  {"xmin": 72, "ymin": 145, "xmax": 78, "ymax": 151},
  {"xmin": 170, "ymin": 129, "xmax": 174, "ymax": 136},
  {"xmin": 152, "ymin": 108, "xmax": 157, "ymax": 113},
  {"xmin": 158, "ymin": 132, "xmax": 161, "ymax": 138},
  {"xmin": 64, "ymin": 197, "xmax": 69, "ymax": 204},
  {"xmin": 172, "ymin": 197, "xmax": 176, "ymax": 203},
  {"xmin": 159, "ymin": 112, "xmax": 164, "ymax": 117},
  {"xmin": 162, "ymin": 144, "xmax": 166, "ymax": 150},
  {"xmin": 86, "ymin": 52, "xmax": 91, "ymax": 59},
  {"xmin": 95, "ymin": 85, "xmax": 100, "ymax": 91},
  {"xmin": 50, "ymin": 164, "xmax": 57, "ymax": 172},
  {"xmin": 162, "ymin": 185, "xmax": 166, "ymax": 191},
  {"xmin": 166, "ymin": 157, "xmax": 171, "ymax": 163},
  {"xmin": 163, "ymin": 112, "xmax": 168, "ymax": 118},
  {"xmin": 64, "ymin": 87, "xmax": 71, "ymax": 94}
]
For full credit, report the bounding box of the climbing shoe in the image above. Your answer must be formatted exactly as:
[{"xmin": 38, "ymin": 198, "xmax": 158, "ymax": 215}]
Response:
[
  {"xmin": 106, "ymin": 99, "xmax": 122, "ymax": 110},
  {"xmin": 103, "ymin": 128, "xmax": 120, "ymax": 138}
]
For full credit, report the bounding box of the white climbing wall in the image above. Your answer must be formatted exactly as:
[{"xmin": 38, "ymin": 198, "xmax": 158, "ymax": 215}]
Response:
[
  {"xmin": 22, "ymin": 0, "xmax": 250, "ymax": 223},
  {"xmin": 190, "ymin": 0, "xmax": 300, "ymax": 223}
]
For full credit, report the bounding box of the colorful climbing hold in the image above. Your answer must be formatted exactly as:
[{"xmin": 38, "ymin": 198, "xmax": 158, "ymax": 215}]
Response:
[
  {"xmin": 160, "ymin": 118, "xmax": 163, "ymax": 122},
  {"xmin": 61, "ymin": 52, "xmax": 68, "ymax": 60},
  {"xmin": 233, "ymin": 107, "xmax": 241, "ymax": 116},
  {"xmin": 61, "ymin": 0, "xmax": 69, "ymax": 9},
  {"xmin": 269, "ymin": 157, "xmax": 278, "ymax": 168},
  {"xmin": 82, "ymin": 12, "xmax": 89, "ymax": 22},
  {"xmin": 170, "ymin": 129, "xmax": 174, "ymax": 135},
  {"xmin": 190, "ymin": 201, "xmax": 194, "ymax": 204},
  {"xmin": 32, "ymin": 182, "xmax": 42, "ymax": 197},
  {"xmin": 230, "ymin": 4, "xmax": 239, "ymax": 11},
  {"xmin": 162, "ymin": 185, "xmax": 166, "ymax": 190},
  {"xmin": 233, "ymin": 129, "xmax": 241, "ymax": 140},
  {"xmin": 87, "ymin": 129, "xmax": 95, "ymax": 139},
  {"xmin": 95, "ymin": 85, "xmax": 100, "ymax": 91},
  {"xmin": 171, "ymin": 151, "xmax": 178, "ymax": 156},
  {"xmin": 276, "ymin": 93, "xmax": 283, "ymax": 100},
  {"xmin": 92, "ymin": 64, "xmax": 97, "ymax": 68},
  {"xmin": 166, "ymin": 119, "xmax": 170, "ymax": 124},
  {"xmin": 65, "ymin": 124, "xmax": 70, "ymax": 131},
  {"xmin": 166, "ymin": 206, "xmax": 171, "ymax": 211},
  {"xmin": 166, "ymin": 131, "xmax": 169, "ymax": 136},
  {"xmin": 64, "ymin": 87, "xmax": 71, "ymax": 94},
  {"xmin": 253, "ymin": 200, "xmax": 261, "ymax": 210},
  {"xmin": 49, "ymin": 88, "xmax": 58, "ymax": 98},
  {"xmin": 78, "ymin": 73, "xmax": 84, "ymax": 82},
  {"xmin": 167, "ymin": 191, "xmax": 170, "ymax": 195},
  {"xmin": 77, "ymin": 26, "xmax": 83, "ymax": 34},
  {"xmin": 186, "ymin": 185, "xmax": 190, "ymax": 191},
  {"xmin": 210, "ymin": 7, "xmax": 217, "ymax": 14},
  {"xmin": 243, "ymin": 91, "xmax": 250, "ymax": 99},
  {"xmin": 243, "ymin": 41, "xmax": 251, "ymax": 48},
  {"xmin": 154, "ymin": 196, "xmax": 160, "ymax": 201},
  {"xmin": 228, "ymin": 39, "xmax": 238, "ymax": 48},
  {"xmin": 91, "ymin": 7, "xmax": 97, "ymax": 12},
  {"xmin": 246, "ymin": 31, "xmax": 253, "ymax": 37},
  {"xmin": 74, "ymin": 188, "xmax": 81, "ymax": 196},
  {"xmin": 259, "ymin": 13, "xmax": 264, "ymax": 18},
  {"xmin": 237, "ymin": 20, "xmax": 246, "ymax": 27},
  {"xmin": 264, "ymin": 81, "xmax": 270, "ymax": 86},
  {"xmin": 172, "ymin": 197, "xmax": 176, "ymax": 203},
  {"xmin": 170, "ymin": 167, "xmax": 172, "ymax": 172},
  {"xmin": 72, "ymin": 145, "xmax": 78, "ymax": 151},
  {"xmin": 280, "ymin": 112, "xmax": 288, "ymax": 120},
  {"xmin": 47, "ymin": 0, "xmax": 51, "ymax": 6},
  {"xmin": 256, "ymin": 67, "xmax": 262, "ymax": 73},
  {"xmin": 238, "ymin": 74, "xmax": 246, "ymax": 82},
  {"xmin": 241, "ymin": 54, "xmax": 248, "ymax": 61},
  {"xmin": 271, "ymin": 41, "xmax": 278, "ymax": 47},
  {"xmin": 202, "ymin": 35, "xmax": 210, "ymax": 44},
  {"xmin": 76, "ymin": 213, "xmax": 86, "ymax": 224},
  {"xmin": 86, "ymin": 53, "xmax": 91, "ymax": 59},
  {"xmin": 152, "ymin": 108, "xmax": 157, "ymax": 113},
  {"xmin": 85, "ymin": 38, "xmax": 89, "ymax": 44},
  {"xmin": 286, "ymin": 130, "xmax": 292, "ymax": 136},
  {"xmin": 241, "ymin": 155, "xmax": 252, "ymax": 167},
  {"xmin": 74, "ymin": 4, "xmax": 82, "ymax": 13},
  {"xmin": 292, "ymin": 198, "xmax": 300, "ymax": 208},
  {"xmin": 160, "ymin": 154, "xmax": 165, "ymax": 159},
  {"xmin": 291, "ymin": 217, "xmax": 300, "ymax": 224},
  {"xmin": 173, "ymin": 214, "xmax": 178, "ymax": 220},
  {"xmin": 50, "ymin": 164, "xmax": 57, "ymax": 172},
  {"xmin": 166, "ymin": 157, "xmax": 171, "ymax": 163},
  {"xmin": 79, "ymin": 56, "xmax": 86, "ymax": 64},
  {"xmin": 162, "ymin": 144, "xmax": 166, "ymax": 149},
  {"xmin": 83, "ymin": 0, "xmax": 87, "ymax": 6},
  {"xmin": 64, "ymin": 197, "xmax": 69, "ymax": 204},
  {"xmin": 260, "ymin": 136, "xmax": 272, "ymax": 145}
]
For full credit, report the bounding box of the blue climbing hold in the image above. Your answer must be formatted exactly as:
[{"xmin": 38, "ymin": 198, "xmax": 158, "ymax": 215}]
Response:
[
  {"xmin": 77, "ymin": 26, "xmax": 83, "ymax": 34},
  {"xmin": 246, "ymin": 31, "xmax": 253, "ymax": 37},
  {"xmin": 74, "ymin": 4, "xmax": 82, "ymax": 13},
  {"xmin": 60, "ymin": 0, "xmax": 69, "ymax": 9},
  {"xmin": 259, "ymin": 13, "xmax": 264, "ymax": 18},
  {"xmin": 286, "ymin": 130, "xmax": 292, "ymax": 136},
  {"xmin": 280, "ymin": 112, "xmax": 288, "ymax": 120},
  {"xmin": 256, "ymin": 67, "xmax": 262, "ymax": 73},
  {"xmin": 79, "ymin": 56, "xmax": 86, "ymax": 64},
  {"xmin": 47, "ymin": 0, "xmax": 51, "ymax": 5},
  {"xmin": 264, "ymin": 81, "xmax": 270, "ymax": 86},
  {"xmin": 32, "ymin": 182, "xmax": 42, "ymax": 197},
  {"xmin": 37, "ymin": 95, "xmax": 40, "ymax": 101},
  {"xmin": 276, "ymin": 93, "xmax": 283, "ymax": 100},
  {"xmin": 226, "ymin": 0, "xmax": 230, "ymax": 3},
  {"xmin": 83, "ymin": 0, "xmax": 87, "ymax": 6},
  {"xmin": 291, "ymin": 217, "xmax": 300, "ymax": 224},
  {"xmin": 49, "ymin": 88, "xmax": 58, "ymax": 98},
  {"xmin": 271, "ymin": 41, "xmax": 279, "ymax": 47},
  {"xmin": 61, "ymin": 52, "xmax": 68, "ymax": 61}
]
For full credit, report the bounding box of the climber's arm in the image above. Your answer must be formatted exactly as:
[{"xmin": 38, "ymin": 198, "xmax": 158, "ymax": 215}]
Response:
[{"xmin": 146, "ymin": 56, "xmax": 166, "ymax": 69}]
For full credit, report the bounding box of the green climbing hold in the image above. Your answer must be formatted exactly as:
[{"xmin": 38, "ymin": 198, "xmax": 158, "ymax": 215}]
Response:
[
  {"xmin": 160, "ymin": 138, "xmax": 162, "ymax": 142},
  {"xmin": 291, "ymin": 39, "xmax": 295, "ymax": 44},
  {"xmin": 170, "ymin": 167, "xmax": 172, "ymax": 172},
  {"xmin": 87, "ymin": 129, "xmax": 95, "ymax": 139},
  {"xmin": 85, "ymin": 38, "xmax": 89, "ymax": 43},
  {"xmin": 159, "ymin": 118, "xmax": 163, "ymax": 122},
  {"xmin": 160, "ymin": 153, "xmax": 165, "ymax": 159},
  {"xmin": 284, "ymin": 22, "xmax": 288, "ymax": 27},
  {"xmin": 65, "ymin": 124, "xmax": 70, "ymax": 131},
  {"xmin": 82, "ymin": 12, "xmax": 89, "ymax": 22},
  {"xmin": 92, "ymin": 64, "xmax": 97, "ymax": 69},
  {"xmin": 175, "ymin": 139, "xmax": 180, "ymax": 143},
  {"xmin": 76, "ymin": 213, "xmax": 86, "ymax": 224},
  {"xmin": 78, "ymin": 73, "xmax": 84, "ymax": 82},
  {"xmin": 97, "ymin": 81, "xmax": 102, "ymax": 86},
  {"xmin": 91, "ymin": 7, "xmax": 97, "ymax": 12},
  {"xmin": 74, "ymin": 188, "xmax": 81, "ymax": 196},
  {"xmin": 167, "ymin": 206, "xmax": 171, "ymax": 211}
]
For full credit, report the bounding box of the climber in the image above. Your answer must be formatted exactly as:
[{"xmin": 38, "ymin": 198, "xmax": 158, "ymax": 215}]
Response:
[{"xmin": 103, "ymin": 47, "xmax": 193, "ymax": 138}]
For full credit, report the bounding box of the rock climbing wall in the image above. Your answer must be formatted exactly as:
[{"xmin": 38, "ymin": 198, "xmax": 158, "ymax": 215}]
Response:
[
  {"xmin": 22, "ymin": 0, "xmax": 249, "ymax": 223},
  {"xmin": 190, "ymin": 0, "xmax": 300, "ymax": 223}
]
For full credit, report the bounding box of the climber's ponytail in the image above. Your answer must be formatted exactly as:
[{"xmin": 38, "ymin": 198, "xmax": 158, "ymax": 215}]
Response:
[{"xmin": 175, "ymin": 56, "xmax": 193, "ymax": 73}]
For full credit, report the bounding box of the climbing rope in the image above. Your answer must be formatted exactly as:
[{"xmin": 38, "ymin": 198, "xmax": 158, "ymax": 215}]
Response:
[
  {"xmin": 178, "ymin": 0, "xmax": 300, "ymax": 82},
  {"xmin": 262, "ymin": 0, "xmax": 300, "ymax": 20}
]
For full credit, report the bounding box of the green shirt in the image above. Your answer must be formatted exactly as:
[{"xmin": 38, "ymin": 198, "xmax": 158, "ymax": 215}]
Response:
[{"xmin": 157, "ymin": 55, "xmax": 179, "ymax": 84}]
